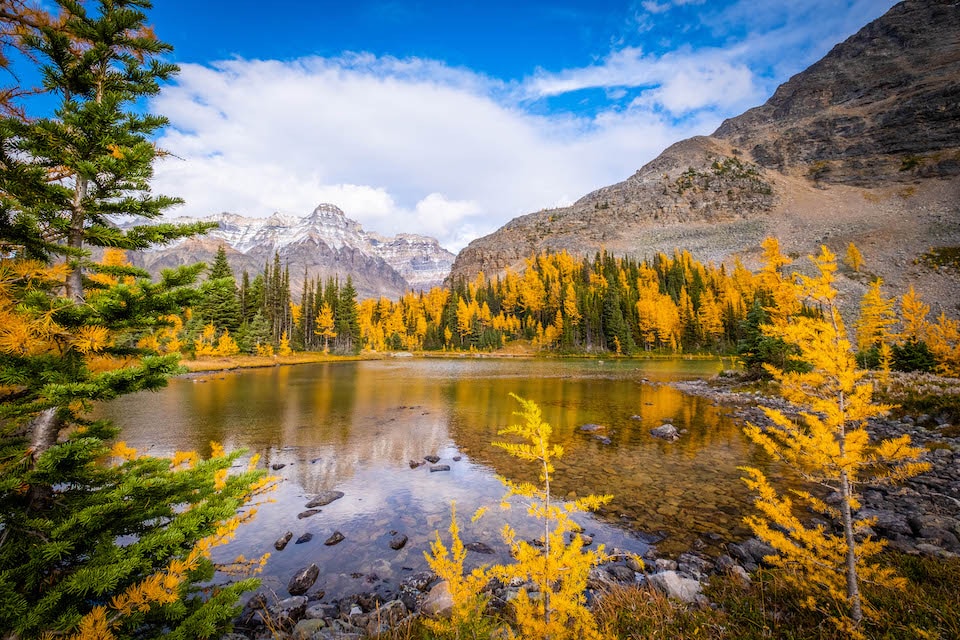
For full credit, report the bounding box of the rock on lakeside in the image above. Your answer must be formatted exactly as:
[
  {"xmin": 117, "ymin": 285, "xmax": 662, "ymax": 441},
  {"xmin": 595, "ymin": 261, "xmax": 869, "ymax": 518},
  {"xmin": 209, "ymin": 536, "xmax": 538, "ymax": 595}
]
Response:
[{"xmin": 670, "ymin": 374, "xmax": 960, "ymax": 559}]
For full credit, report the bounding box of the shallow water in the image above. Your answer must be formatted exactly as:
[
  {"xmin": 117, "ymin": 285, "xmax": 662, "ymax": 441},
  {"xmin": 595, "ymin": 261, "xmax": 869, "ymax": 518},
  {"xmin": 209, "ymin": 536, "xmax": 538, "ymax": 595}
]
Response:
[{"xmin": 98, "ymin": 357, "xmax": 783, "ymax": 599}]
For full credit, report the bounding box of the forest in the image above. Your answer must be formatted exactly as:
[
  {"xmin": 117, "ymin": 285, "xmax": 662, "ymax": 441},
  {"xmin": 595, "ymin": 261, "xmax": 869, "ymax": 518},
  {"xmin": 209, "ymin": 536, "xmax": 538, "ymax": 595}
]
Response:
[{"xmin": 164, "ymin": 241, "xmax": 960, "ymax": 379}]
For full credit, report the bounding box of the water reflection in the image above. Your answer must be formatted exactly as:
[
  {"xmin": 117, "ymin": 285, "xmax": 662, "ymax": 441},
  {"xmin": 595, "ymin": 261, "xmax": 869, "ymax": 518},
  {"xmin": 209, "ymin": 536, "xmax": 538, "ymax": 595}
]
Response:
[{"xmin": 98, "ymin": 358, "xmax": 781, "ymax": 597}]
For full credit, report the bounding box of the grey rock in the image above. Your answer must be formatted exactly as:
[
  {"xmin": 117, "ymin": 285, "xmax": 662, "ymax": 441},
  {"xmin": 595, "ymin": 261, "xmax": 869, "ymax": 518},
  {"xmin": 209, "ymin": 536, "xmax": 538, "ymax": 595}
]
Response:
[
  {"xmin": 429, "ymin": 464, "xmax": 450, "ymax": 472},
  {"xmin": 271, "ymin": 463, "xmax": 287, "ymax": 470},
  {"xmin": 650, "ymin": 424, "xmax": 680, "ymax": 440},
  {"xmin": 424, "ymin": 455, "xmax": 441, "ymax": 464},
  {"xmin": 306, "ymin": 491, "xmax": 344, "ymax": 508},
  {"xmin": 296, "ymin": 532, "xmax": 314, "ymax": 544},
  {"xmin": 298, "ymin": 509, "xmax": 321, "ymax": 519},
  {"xmin": 421, "ymin": 581, "xmax": 454, "ymax": 618},
  {"xmin": 648, "ymin": 571, "xmax": 703, "ymax": 603},
  {"xmin": 409, "ymin": 460, "xmax": 423, "ymax": 469},
  {"xmin": 606, "ymin": 565, "xmax": 637, "ymax": 583},
  {"xmin": 389, "ymin": 534, "xmax": 408, "ymax": 550},
  {"xmin": 324, "ymin": 531, "xmax": 345, "ymax": 546},
  {"xmin": 579, "ymin": 424, "xmax": 605, "ymax": 433},
  {"xmin": 292, "ymin": 618, "xmax": 327, "ymax": 639},
  {"xmin": 288, "ymin": 563, "xmax": 320, "ymax": 596},
  {"xmin": 399, "ymin": 570, "xmax": 436, "ymax": 592},
  {"xmin": 465, "ymin": 541, "xmax": 495, "ymax": 554},
  {"xmin": 275, "ymin": 531, "xmax": 294, "ymax": 550}
]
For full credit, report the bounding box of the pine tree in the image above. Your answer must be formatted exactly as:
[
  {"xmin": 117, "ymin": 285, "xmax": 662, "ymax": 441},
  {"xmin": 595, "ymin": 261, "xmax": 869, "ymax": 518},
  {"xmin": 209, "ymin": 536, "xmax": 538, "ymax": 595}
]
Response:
[
  {"xmin": 0, "ymin": 3, "xmax": 273, "ymax": 636},
  {"xmin": 1, "ymin": 0, "xmax": 213, "ymax": 301},
  {"xmin": 740, "ymin": 245, "xmax": 930, "ymax": 633}
]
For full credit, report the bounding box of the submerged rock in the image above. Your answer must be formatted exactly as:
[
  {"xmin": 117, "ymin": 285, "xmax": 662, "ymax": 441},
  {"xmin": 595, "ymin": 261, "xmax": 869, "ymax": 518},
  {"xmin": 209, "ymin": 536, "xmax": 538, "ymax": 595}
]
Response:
[
  {"xmin": 389, "ymin": 534, "xmax": 408, "ymax": 550},
  {"xmin": 295, "ymin": 532, "xmax": 313, "ymax": 544},
  {"xmin": 275, "ymin": 531, "xmax": 293, "ymax": 550},
  {"xmin": 306, "ymin": 491, "xmax": 344, "ymax": 508},
  {"xmin": 288, "ymin": 563, "xmax": 320, "ymax": 596},
  {"xmin": 579, "ymin": 423, "xmax": 605, "ymax": 433},
  {"xmin": 429, "ymin": 464, "xmax": 450, "ymax": 472},
  {"xmin": 424, "ymin": 455, "xmax": 440, "ymax": 464},
  {"xmin": 650, "ymin": 424, "xmax": 680, "ymax": 441},
  {"xmin": 324, "ymin": 531, "xmax": 345, "ymax": 546},
  {"xmin": 465, "ymin": 541, "xmax": 495, "ymax": 554},
  {"xmin": 297, "ymin": 509, "xmax": 321, "ymax": 519}
]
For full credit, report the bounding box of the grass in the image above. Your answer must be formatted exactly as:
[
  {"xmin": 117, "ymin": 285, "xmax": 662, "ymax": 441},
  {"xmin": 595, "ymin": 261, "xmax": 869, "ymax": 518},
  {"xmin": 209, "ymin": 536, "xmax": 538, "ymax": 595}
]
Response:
[
  {"xmin": 362, "ymin": 553, "xmax": 960, "ymax": 639},
  {"xmin": 179, "ymin": 351, "xmax": 377, "ymax": 372}
]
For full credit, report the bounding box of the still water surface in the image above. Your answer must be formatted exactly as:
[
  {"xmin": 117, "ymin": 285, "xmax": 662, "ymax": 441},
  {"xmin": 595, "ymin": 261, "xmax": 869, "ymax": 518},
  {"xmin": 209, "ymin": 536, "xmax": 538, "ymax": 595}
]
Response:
[{"xmin": 99, "ymin": 358, "xmax": 782, "ymax": 599}]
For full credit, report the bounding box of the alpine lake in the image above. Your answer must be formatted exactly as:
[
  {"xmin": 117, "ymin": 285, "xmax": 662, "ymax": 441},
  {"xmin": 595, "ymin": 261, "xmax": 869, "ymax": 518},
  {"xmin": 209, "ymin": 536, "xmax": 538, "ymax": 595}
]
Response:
[{"xmin": 98, "ymin": 357, "xmax": 792, "ymax": 601}]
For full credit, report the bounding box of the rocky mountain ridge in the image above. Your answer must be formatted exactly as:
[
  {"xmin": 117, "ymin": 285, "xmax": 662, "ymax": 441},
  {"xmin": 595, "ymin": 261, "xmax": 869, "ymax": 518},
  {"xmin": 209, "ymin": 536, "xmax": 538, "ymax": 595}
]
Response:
[
  {"xmin": 129, "ymin": 204, "xmax": 455, "ymax": 299},
  {"xmin": 449, "ymin": 0, "xmax": 960, "ymax": 311}
]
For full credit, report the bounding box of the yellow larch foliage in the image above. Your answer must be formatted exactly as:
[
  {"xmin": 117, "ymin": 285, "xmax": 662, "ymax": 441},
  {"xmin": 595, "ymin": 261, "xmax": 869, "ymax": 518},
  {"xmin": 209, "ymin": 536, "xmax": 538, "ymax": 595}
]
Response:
[
  {"xmin": 844, "ymin": 242, "xmax": 864, "ymax": 272},
  {"xmin": 740, "ymin": 244, "xmax": 930, "ymax": 633},
  {"xmin": 927, "ymin": 313, "xmax": 960, "ymax": 376},
  {"xmin": 855, "ymin": 278, "xmax": 898, "ymax": 353},
  {"xmin": 490, "ymin": 394, "xmax": 613, "ymax": 640},
  {"xmin": 214, "ymin": 330, "xmax": 240, "ymax": 356},
  {"xmin": 109, "ymin": 441, "xmax": 138, "ymax": 461},
  {"xmin": 898, "ymin": 285, "xmax": 930, "ymax": 343},
  {"xmin": 278, "ymin": 331, "xmax": 292, "ymax": 356},
  {"xmin": 423, "ymin": 502, "xmax": 493, "ymax": 637}
]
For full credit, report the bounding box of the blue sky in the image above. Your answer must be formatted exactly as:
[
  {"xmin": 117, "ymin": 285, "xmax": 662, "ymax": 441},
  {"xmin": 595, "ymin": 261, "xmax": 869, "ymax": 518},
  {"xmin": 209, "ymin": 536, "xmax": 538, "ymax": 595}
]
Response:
[{"xmin": 136, "ymin": 0, "xmax": 898, "ymax": 250}]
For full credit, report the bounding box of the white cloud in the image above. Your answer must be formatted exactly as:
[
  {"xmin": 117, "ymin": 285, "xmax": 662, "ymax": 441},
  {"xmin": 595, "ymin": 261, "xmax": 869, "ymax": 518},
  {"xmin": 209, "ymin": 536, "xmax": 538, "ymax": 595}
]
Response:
[
  {"xmin": 526, "ymin": 46, "xmax": 762, "ymax": 115},
  {"xmin": 153, "ymin": 55, "xmax": 713, "ymax": 252},
  {"xmin": 151, "ymin": 1, "xmax": 898, "ymax": 253}
]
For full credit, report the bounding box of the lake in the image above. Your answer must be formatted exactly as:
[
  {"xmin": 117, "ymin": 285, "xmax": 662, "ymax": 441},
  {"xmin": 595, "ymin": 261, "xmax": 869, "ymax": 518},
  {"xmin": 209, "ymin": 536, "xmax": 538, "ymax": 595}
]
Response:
[{"xmin": 98, "ymin": 357, "xmax": 782, "ymax": 600}]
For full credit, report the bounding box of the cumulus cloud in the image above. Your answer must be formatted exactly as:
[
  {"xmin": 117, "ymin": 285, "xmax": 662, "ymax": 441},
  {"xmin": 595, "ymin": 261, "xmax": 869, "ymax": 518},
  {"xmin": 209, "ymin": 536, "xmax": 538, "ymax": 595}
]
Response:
[
  {"xmin": 152, "ymin": 55, "xmax": 711, "ymax": 251},
  {"xmin": 151, "ymin": 0, "xmax": 898, "ymax": 252}
]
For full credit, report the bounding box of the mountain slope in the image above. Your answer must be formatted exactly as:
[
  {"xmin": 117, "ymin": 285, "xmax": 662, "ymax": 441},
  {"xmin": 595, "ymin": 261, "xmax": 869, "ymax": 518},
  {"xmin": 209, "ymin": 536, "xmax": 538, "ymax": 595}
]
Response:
[
  {"xmin": 450, "ymin": 0, "xmax": 960, "ymax": 310},
  {"xmin": 130, "ymin": 204, "xmax": 455, "ymax": 299}
]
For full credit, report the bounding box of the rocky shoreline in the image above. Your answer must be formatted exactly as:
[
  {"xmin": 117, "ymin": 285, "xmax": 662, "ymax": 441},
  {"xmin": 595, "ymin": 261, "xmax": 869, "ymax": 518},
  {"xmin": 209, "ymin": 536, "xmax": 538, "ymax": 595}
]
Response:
[{"xmin": 222, "ymin": 373, "xmax": 960, "ymax": 640}]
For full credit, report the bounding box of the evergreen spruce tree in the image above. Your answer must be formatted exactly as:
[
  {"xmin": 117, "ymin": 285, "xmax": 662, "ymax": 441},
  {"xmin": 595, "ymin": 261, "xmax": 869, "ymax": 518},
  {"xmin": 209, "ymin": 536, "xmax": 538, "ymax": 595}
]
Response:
[
  {"xmin": 0, "ymin": 2, "xmax": 272, "ymax": 636},
  {"xmin": 195, "ymin": 248, "xmax": 241, "ymax": 334},
  {"xmin": 335, "ymin": 275, "xmax": 360, "ymax": 354}
]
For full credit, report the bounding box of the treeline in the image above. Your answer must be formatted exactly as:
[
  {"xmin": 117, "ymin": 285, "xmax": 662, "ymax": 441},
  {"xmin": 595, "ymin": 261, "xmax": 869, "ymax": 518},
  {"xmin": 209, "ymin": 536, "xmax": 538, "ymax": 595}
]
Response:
[{"xmin": 136, "ymin": 240, "xmax": 960, "ymax": 374}]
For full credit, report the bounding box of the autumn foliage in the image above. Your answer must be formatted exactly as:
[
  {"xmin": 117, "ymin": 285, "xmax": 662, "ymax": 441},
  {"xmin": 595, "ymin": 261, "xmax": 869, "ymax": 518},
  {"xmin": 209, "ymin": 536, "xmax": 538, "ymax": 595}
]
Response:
[{"xmin": 739, "ymin": 243, "xmax": 930, "ymax": 634}]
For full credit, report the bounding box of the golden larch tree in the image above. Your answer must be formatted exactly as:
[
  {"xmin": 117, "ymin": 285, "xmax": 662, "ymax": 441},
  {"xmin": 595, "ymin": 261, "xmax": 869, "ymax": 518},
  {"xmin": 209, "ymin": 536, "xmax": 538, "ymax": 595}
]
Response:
[{"xmin": 740, "ymin": 245, "xmax": 930, "ymax": 633}]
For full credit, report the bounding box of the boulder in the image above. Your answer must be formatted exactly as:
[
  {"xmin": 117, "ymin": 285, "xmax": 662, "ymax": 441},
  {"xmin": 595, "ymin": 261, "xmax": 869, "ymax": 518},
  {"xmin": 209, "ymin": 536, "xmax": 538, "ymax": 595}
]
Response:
[
  {"xmin": 648, "ymin": 571, "xmax": 702, "ymax": 603},
  {"xmin": 421, "ymin": 581, "xmax": 454, "ymax": 618},
  {"xmin": 288, "ymin": 563, "xmax": 320, "ymax": 596},
  {"xmin": 292, "ymin": 618, "xmax": 327, "ymax": 640},
  {"xmin": 275, "ymin": 531, "xmax": 293, "ymax": 550},
  {"xmin": 606, "ymin": 565, "xmax": 637, "ymax": 583},
  {"xmin": 650, "ymin": 424, "xmax": 680, "ymax": 440}
]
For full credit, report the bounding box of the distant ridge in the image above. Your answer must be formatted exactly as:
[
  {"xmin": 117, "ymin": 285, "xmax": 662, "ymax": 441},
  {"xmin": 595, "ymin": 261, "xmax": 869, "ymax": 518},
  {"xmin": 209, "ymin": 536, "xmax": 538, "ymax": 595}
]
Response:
[{"xmin": 129, "ymin": 204, "xmax": 455, "ymax": 299}]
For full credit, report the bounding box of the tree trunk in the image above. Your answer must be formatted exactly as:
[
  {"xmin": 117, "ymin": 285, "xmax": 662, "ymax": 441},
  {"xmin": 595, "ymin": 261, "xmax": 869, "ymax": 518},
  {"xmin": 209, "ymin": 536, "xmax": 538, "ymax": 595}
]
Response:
[
  {"xmin": 65, "ymin": 175, "xmax": 88, "ymax": 302},
  {"xmin": 840, "ymin": 469, "xmax": 863, "ymax": 623},
  {"xmin": 27, "ymin": 407, "xmax": 61, "ymax": 509}
]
